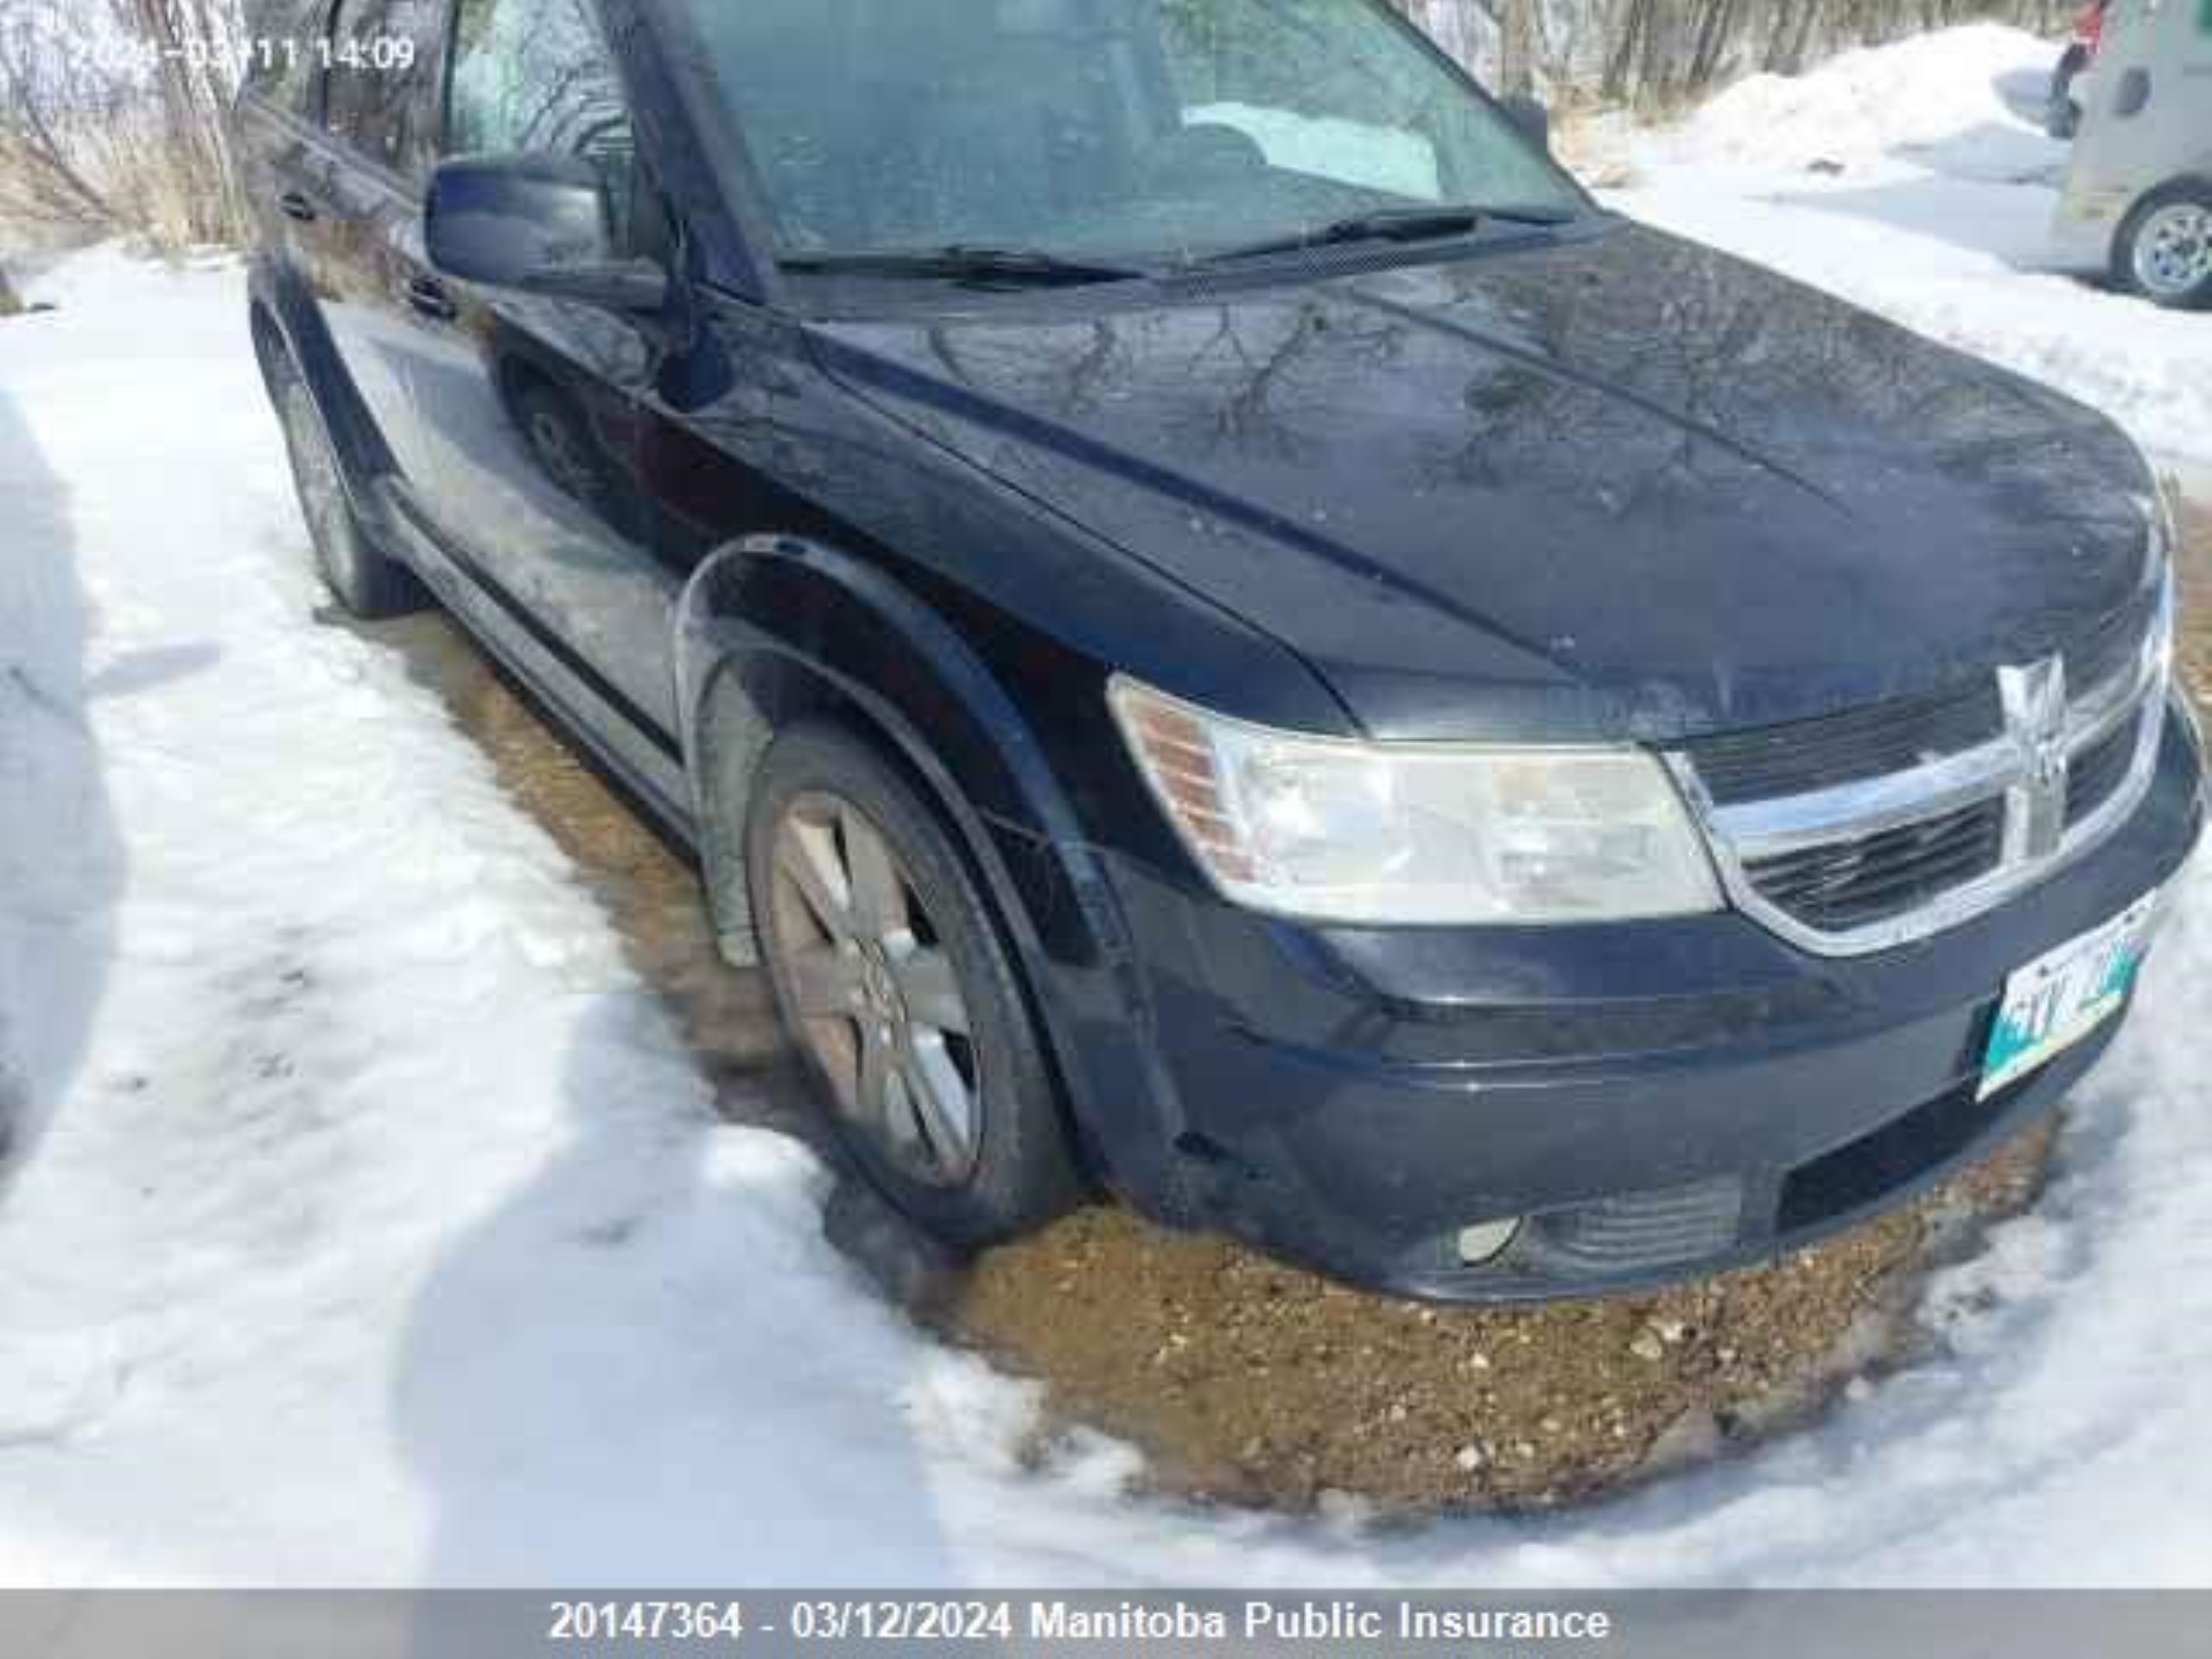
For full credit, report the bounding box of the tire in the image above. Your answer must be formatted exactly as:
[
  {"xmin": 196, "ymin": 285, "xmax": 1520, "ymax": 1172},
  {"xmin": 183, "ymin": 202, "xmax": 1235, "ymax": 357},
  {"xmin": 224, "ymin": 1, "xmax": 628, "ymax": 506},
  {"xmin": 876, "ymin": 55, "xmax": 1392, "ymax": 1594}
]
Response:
[
  {"xmin": 2114, "ymin": 182, "xmax": 2212, "ymax": 311},
  {"xmin": 270, "ymin": 359, "xmax": 426, "ymax": 620},
  {"xmin": 741, "ymin": 720, "xmax": 1084, "ymax": 1250}
]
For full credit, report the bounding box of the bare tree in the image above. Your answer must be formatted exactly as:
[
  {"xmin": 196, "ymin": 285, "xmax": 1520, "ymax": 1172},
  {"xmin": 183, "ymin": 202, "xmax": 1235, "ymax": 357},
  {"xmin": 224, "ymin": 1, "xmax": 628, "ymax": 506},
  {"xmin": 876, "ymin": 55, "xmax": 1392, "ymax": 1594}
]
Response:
[
  {"xmin": 0, "ymin": 3, "xmax": 124, "ymax": 230},
  {"xmin": 0, "ymin": 0, "xmax": 244, "ymax": 250},
  {"xmin": 105, "ymin": 0, "xmax": 245, "ymax": 243}
]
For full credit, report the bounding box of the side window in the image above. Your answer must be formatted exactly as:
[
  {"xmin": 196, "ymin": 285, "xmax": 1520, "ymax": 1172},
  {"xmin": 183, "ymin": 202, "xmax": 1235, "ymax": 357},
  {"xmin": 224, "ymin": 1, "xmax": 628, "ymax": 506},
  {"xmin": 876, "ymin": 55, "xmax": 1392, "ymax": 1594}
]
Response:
[
  {"xmin": 445, "ymin": 0, "xmax": 642, "ymax": 245},
  {"xmin": 322, "ymin": 0, "xmax": 442, "ymax": 174}
]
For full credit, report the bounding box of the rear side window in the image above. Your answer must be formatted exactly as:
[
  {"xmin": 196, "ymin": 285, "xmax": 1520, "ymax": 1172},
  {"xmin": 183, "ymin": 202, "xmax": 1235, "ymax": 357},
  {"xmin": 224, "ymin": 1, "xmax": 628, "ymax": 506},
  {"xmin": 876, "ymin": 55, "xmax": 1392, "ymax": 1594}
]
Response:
[{"xmin": 321, "ymin": 0, "xmax": 442, "ymax": 175}]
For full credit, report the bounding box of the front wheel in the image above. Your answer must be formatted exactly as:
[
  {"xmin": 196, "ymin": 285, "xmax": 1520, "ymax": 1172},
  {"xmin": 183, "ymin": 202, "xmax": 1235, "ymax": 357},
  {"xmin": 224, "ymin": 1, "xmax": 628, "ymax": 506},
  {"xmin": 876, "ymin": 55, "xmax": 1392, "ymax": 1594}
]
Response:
[
  {"xmin": 2116, "ymin": 183, "xmax": 2212, "ymax": 310},
  {"xmin": 741, "ymin": 721, "xmax": 1084, "ymax": 1250}
]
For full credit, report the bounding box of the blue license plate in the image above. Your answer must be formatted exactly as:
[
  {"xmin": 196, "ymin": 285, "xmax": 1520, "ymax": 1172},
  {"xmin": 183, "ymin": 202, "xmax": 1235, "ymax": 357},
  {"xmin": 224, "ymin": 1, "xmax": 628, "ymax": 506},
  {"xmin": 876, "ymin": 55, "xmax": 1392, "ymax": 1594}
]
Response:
[{"xmin": 1980, "ymin": 892, "xmax": 2158, "ymax": 1099}]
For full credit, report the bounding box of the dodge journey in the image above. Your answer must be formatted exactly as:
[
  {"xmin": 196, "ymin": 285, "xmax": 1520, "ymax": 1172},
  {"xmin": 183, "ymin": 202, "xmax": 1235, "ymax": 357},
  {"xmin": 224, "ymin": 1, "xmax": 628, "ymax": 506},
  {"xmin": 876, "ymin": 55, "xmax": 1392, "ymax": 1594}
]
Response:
[{"xmin": 238, "ymin": 0, "xmax": 2205, "ymax": 1300}]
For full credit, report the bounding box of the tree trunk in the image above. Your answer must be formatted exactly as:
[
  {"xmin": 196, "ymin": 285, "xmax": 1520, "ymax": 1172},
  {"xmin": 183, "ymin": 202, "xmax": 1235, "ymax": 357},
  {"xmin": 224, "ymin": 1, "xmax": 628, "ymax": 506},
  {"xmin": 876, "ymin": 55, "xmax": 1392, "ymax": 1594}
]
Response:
[
  {"xmin": 0, "ymin": 268, "xmax": 22, "ymax": 319},
  {"xmin": 1498, "ymin": 0, "xmax": 1537, "ymax": 96},
  {"xmin": 105, "ymin": 0, "xmax": 243, "ymax": 244},
  {"xmin": 1689, "ymin": 0, "xmax": 1745, "ymax": 91},
  {"xmin": 1604, "ymin": 0, "xmax": 1652, "ymax": 100}
]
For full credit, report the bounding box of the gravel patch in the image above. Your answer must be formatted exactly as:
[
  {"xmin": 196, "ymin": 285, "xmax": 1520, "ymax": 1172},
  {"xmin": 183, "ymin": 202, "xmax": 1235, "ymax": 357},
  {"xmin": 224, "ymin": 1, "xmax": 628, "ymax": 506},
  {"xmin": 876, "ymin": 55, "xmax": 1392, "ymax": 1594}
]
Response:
[{"xmin": 952, "ymin": 1129, "xmax": 2051, "ymax": 1512}]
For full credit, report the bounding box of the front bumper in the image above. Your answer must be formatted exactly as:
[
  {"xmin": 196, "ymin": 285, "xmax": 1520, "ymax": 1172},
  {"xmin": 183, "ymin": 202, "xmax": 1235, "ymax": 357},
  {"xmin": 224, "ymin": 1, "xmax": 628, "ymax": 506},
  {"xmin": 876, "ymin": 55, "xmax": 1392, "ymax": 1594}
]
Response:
[{"xmin": 1096, "ymin": 706, "xmax": 2204, "ymax": 1302}]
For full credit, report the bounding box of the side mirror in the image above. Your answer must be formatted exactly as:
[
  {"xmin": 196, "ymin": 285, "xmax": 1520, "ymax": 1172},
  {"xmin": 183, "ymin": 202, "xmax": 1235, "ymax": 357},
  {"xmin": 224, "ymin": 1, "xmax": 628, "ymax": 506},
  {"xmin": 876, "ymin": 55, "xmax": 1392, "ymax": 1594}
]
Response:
[
  {"xmin": 1503, "ymin": 94, "xmax": 1552, "ymax": 155},
  {"xmin": 426, "ymin": 153, "xmax": 667, "ymax": 312}
]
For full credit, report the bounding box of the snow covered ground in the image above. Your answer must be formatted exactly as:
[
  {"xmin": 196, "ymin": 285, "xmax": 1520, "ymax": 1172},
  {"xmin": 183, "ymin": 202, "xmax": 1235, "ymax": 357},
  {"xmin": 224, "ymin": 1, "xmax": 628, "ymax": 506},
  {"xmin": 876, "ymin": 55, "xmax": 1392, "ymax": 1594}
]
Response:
[{"xmin": 3, "ymin": 26, "xmax": 2212, "ymax": 1588}]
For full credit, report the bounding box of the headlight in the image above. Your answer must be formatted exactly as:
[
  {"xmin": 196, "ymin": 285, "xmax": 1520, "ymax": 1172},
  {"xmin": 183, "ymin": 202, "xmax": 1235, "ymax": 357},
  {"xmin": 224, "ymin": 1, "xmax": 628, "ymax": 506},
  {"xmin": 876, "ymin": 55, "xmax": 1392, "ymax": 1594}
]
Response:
[{"xmin": 1109, "ymin": 677, "xmax": 1723, "ymax": 925}]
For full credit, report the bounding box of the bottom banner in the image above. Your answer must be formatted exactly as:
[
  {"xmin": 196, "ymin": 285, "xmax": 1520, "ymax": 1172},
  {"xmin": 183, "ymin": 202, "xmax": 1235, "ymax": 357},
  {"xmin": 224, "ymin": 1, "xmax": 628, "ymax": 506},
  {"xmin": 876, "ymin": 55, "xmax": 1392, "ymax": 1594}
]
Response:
[{"xmin": 0, "ymin": 1591, "xmax": 2203, "ymax": 1656}]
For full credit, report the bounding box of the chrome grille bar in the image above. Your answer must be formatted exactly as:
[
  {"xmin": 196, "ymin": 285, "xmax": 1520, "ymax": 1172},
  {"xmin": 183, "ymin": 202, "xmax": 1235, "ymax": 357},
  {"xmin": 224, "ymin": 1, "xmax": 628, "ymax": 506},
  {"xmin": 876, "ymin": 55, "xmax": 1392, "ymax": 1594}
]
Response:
[{"xmin": 1672, "ymin": 569, "xmax": 2173, "ymax": 957}]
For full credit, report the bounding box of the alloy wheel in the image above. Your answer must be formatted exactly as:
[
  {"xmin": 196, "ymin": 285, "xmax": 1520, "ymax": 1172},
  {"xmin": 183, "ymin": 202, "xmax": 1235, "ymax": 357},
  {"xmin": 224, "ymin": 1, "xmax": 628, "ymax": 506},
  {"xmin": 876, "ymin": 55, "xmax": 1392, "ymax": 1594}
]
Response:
[
  {"xmin": 2133, "ymin": 202, "xmax": 2212, "ymax": 301},
  {"xmin": 769, "ymin": 791, "xmax": 983, "ymax": 1188}
]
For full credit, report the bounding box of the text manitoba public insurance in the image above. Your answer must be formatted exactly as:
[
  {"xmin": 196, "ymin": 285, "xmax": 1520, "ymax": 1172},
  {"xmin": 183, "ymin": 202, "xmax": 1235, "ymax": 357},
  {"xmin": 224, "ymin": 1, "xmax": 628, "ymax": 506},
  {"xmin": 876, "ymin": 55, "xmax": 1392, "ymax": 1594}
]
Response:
[{"xmin": 1033, "ymin": 1601, "xmax": 1614, "ymax": 1643}]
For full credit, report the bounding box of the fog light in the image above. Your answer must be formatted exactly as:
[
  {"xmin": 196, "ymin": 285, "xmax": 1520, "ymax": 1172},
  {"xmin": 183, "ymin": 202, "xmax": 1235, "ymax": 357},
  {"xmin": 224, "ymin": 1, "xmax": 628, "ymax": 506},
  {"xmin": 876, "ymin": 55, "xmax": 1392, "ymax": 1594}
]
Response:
[{"xmin": 1456, "ymin": 1218, "xmax": 1522, "ymax": 1267}]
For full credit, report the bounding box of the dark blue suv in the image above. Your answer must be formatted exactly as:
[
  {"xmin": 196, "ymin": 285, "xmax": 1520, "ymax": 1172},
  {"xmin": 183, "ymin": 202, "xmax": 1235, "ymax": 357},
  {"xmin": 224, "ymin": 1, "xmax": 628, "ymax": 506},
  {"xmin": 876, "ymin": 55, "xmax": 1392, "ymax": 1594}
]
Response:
[{"xmin": 237, "ymin": 0, "xmax": 2204, "ymax": 1300}]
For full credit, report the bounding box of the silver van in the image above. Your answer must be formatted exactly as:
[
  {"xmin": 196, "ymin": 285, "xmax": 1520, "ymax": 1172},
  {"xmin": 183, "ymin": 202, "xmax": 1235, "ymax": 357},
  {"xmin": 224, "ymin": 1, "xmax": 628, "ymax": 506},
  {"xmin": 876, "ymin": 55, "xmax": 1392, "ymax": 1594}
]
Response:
[{"xmin": 2052, "ymin": 0, "xmax": 2212, "ymax": 306}]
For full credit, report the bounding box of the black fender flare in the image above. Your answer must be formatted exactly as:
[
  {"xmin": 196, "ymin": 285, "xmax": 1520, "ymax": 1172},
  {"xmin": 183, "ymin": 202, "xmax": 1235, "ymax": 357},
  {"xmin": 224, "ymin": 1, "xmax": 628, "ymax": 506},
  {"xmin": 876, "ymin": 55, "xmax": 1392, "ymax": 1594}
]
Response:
[
  {"xmin": 674, "ymin": 536, "xmax": 1192, "ymax": 1206},
  {"xmin": 246, "ymin": 256, "xmax": 398, "ymax": 498}
]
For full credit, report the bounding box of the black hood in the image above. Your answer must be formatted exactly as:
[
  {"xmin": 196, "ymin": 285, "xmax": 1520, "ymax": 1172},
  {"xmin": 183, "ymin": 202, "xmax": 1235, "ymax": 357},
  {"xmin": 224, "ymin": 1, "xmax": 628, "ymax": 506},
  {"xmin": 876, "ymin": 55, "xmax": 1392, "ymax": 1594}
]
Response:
[{"xmin": 812, "ymin": 220, "xmax": 2162, "ymax": 742}]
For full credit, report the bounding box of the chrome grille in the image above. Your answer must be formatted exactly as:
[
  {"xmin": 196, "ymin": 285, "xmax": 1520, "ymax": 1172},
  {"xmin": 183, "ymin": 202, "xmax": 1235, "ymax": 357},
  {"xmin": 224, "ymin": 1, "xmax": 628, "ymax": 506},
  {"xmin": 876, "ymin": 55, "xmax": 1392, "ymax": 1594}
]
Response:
[
  {"xmin": 2072, "ymin": 597, "xmax": 2157, "ymax": 705},
  {"xmin": 1681, "ymin": 590, "xmax": 2158, "ymax": 806},
  {"xmin": 2067, "ymin": 717, "xmax": 2139, "ymax": 826},
  {"xmin": 1688, "ymin": 683, "xmax": 2001, "ymax": 807},
  {"xmin": 1673, "ymin": 572, "xmax": 2172, "ymax": 957},
  {"xmin": 1742, "ymin": 798, "xmax": 2006, "ymax": 934}
]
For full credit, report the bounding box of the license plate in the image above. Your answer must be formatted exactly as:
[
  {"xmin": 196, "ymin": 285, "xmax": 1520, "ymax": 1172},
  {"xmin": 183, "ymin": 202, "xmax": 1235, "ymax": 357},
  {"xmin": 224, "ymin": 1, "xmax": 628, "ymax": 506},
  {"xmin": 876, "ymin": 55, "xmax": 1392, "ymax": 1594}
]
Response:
[{"xmin": 1980, "ymin": 893, "xmax": 2159, "ymax": 1099}]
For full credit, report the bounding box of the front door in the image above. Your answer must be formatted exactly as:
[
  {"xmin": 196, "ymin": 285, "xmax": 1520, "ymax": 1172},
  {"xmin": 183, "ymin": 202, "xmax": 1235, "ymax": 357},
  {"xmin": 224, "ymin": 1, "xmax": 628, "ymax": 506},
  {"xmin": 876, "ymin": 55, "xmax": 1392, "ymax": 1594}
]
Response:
[
  {"xmin": 399, "ymin": 0, "xmax": 681, "ymax": 758},
  {"xmin": 302, "ymin": 0, "xmax": 449, "ymax": 490}
]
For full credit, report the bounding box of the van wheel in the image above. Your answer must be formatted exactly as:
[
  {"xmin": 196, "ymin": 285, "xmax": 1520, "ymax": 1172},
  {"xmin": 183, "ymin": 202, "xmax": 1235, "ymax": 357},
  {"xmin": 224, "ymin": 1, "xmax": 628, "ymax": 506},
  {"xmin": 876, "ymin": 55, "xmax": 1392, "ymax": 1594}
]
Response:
[
  {"xmin": 272, "ymin": 364, "xmax": 426, "ymax": 619},
  {"xmin": 742, "ymin": 721, "xmax": 1084, "ymax": 1250},
  {"xmin": 2116, "ymin": 184, "xmax": 2212, "ymax": 310}
]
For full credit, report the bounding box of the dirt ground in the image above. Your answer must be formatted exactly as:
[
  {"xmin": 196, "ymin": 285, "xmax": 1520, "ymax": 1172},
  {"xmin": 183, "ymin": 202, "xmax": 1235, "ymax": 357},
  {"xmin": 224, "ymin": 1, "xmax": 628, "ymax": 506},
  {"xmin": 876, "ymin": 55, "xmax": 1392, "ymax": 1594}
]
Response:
[
  {"xmin": 364, "ymin": 493, "xmax": 2209, "ymax": 1518},
  {"xmin": 957, "ymin": 1132, "xmax": 2055, "ymax": 1510}
]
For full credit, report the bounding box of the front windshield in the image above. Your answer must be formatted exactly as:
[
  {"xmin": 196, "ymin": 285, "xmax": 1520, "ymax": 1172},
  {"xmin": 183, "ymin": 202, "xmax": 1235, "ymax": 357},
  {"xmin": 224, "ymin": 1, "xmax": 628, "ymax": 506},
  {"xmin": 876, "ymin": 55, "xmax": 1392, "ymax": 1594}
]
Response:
[{"xmin": 664, "ymin": 0, "xmax": 1584, "ymax": 265}]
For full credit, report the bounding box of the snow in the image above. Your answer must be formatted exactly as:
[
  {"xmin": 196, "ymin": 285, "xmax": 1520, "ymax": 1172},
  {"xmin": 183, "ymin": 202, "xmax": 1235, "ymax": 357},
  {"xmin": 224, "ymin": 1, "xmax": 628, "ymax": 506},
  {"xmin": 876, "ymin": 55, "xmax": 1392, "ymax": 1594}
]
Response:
[
  {"xmin": 1190, "ymin": 102, "xmax": 1444, "ymax": 200},
  {"xmin": 3, "ymin": 24, "xmax": 2212, "ymax": 1588},
  {"xmin": 1614, "ymin": 23, "xmax": 2212, "ymax": 472},
  {"xmin": 1648, "ymin": 23, "xmax": 2058, "ymax": 177}
]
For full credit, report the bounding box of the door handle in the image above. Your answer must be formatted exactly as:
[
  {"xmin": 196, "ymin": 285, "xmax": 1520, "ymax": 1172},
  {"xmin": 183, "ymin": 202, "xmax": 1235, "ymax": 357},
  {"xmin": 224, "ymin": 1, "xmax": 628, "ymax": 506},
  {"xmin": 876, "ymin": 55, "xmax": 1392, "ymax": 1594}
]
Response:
[
  {"xmin": 276, "ymin": 190, "xmax": 319, "ymax": 223},
  {"xmin": 405, "ymin": 276, "xmax": 458, "ymax": 322}
]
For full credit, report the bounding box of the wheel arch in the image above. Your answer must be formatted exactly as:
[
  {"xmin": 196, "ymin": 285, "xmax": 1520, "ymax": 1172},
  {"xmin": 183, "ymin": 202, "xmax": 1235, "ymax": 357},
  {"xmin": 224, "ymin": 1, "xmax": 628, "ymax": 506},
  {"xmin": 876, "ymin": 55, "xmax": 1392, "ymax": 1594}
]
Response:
[
  {"xmin": 244, "ymin": 256, "xmax": 398, "ymax": 486},
  {"xmin": 674, "ymin": 536, "xmax": 1190, "ymax": 1205}
]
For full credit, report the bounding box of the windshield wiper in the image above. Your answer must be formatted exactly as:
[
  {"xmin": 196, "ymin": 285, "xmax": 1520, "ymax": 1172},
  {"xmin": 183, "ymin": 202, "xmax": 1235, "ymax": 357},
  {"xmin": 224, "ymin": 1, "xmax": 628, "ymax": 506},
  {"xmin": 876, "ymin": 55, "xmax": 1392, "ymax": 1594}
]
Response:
[
  {"xmin": 1191, "ymin": 204, "xmax": 1576, "ymax": 267},
  {"xmin": 778, "ymin": 245, "xmax": 1147, "ymax": 287}
]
